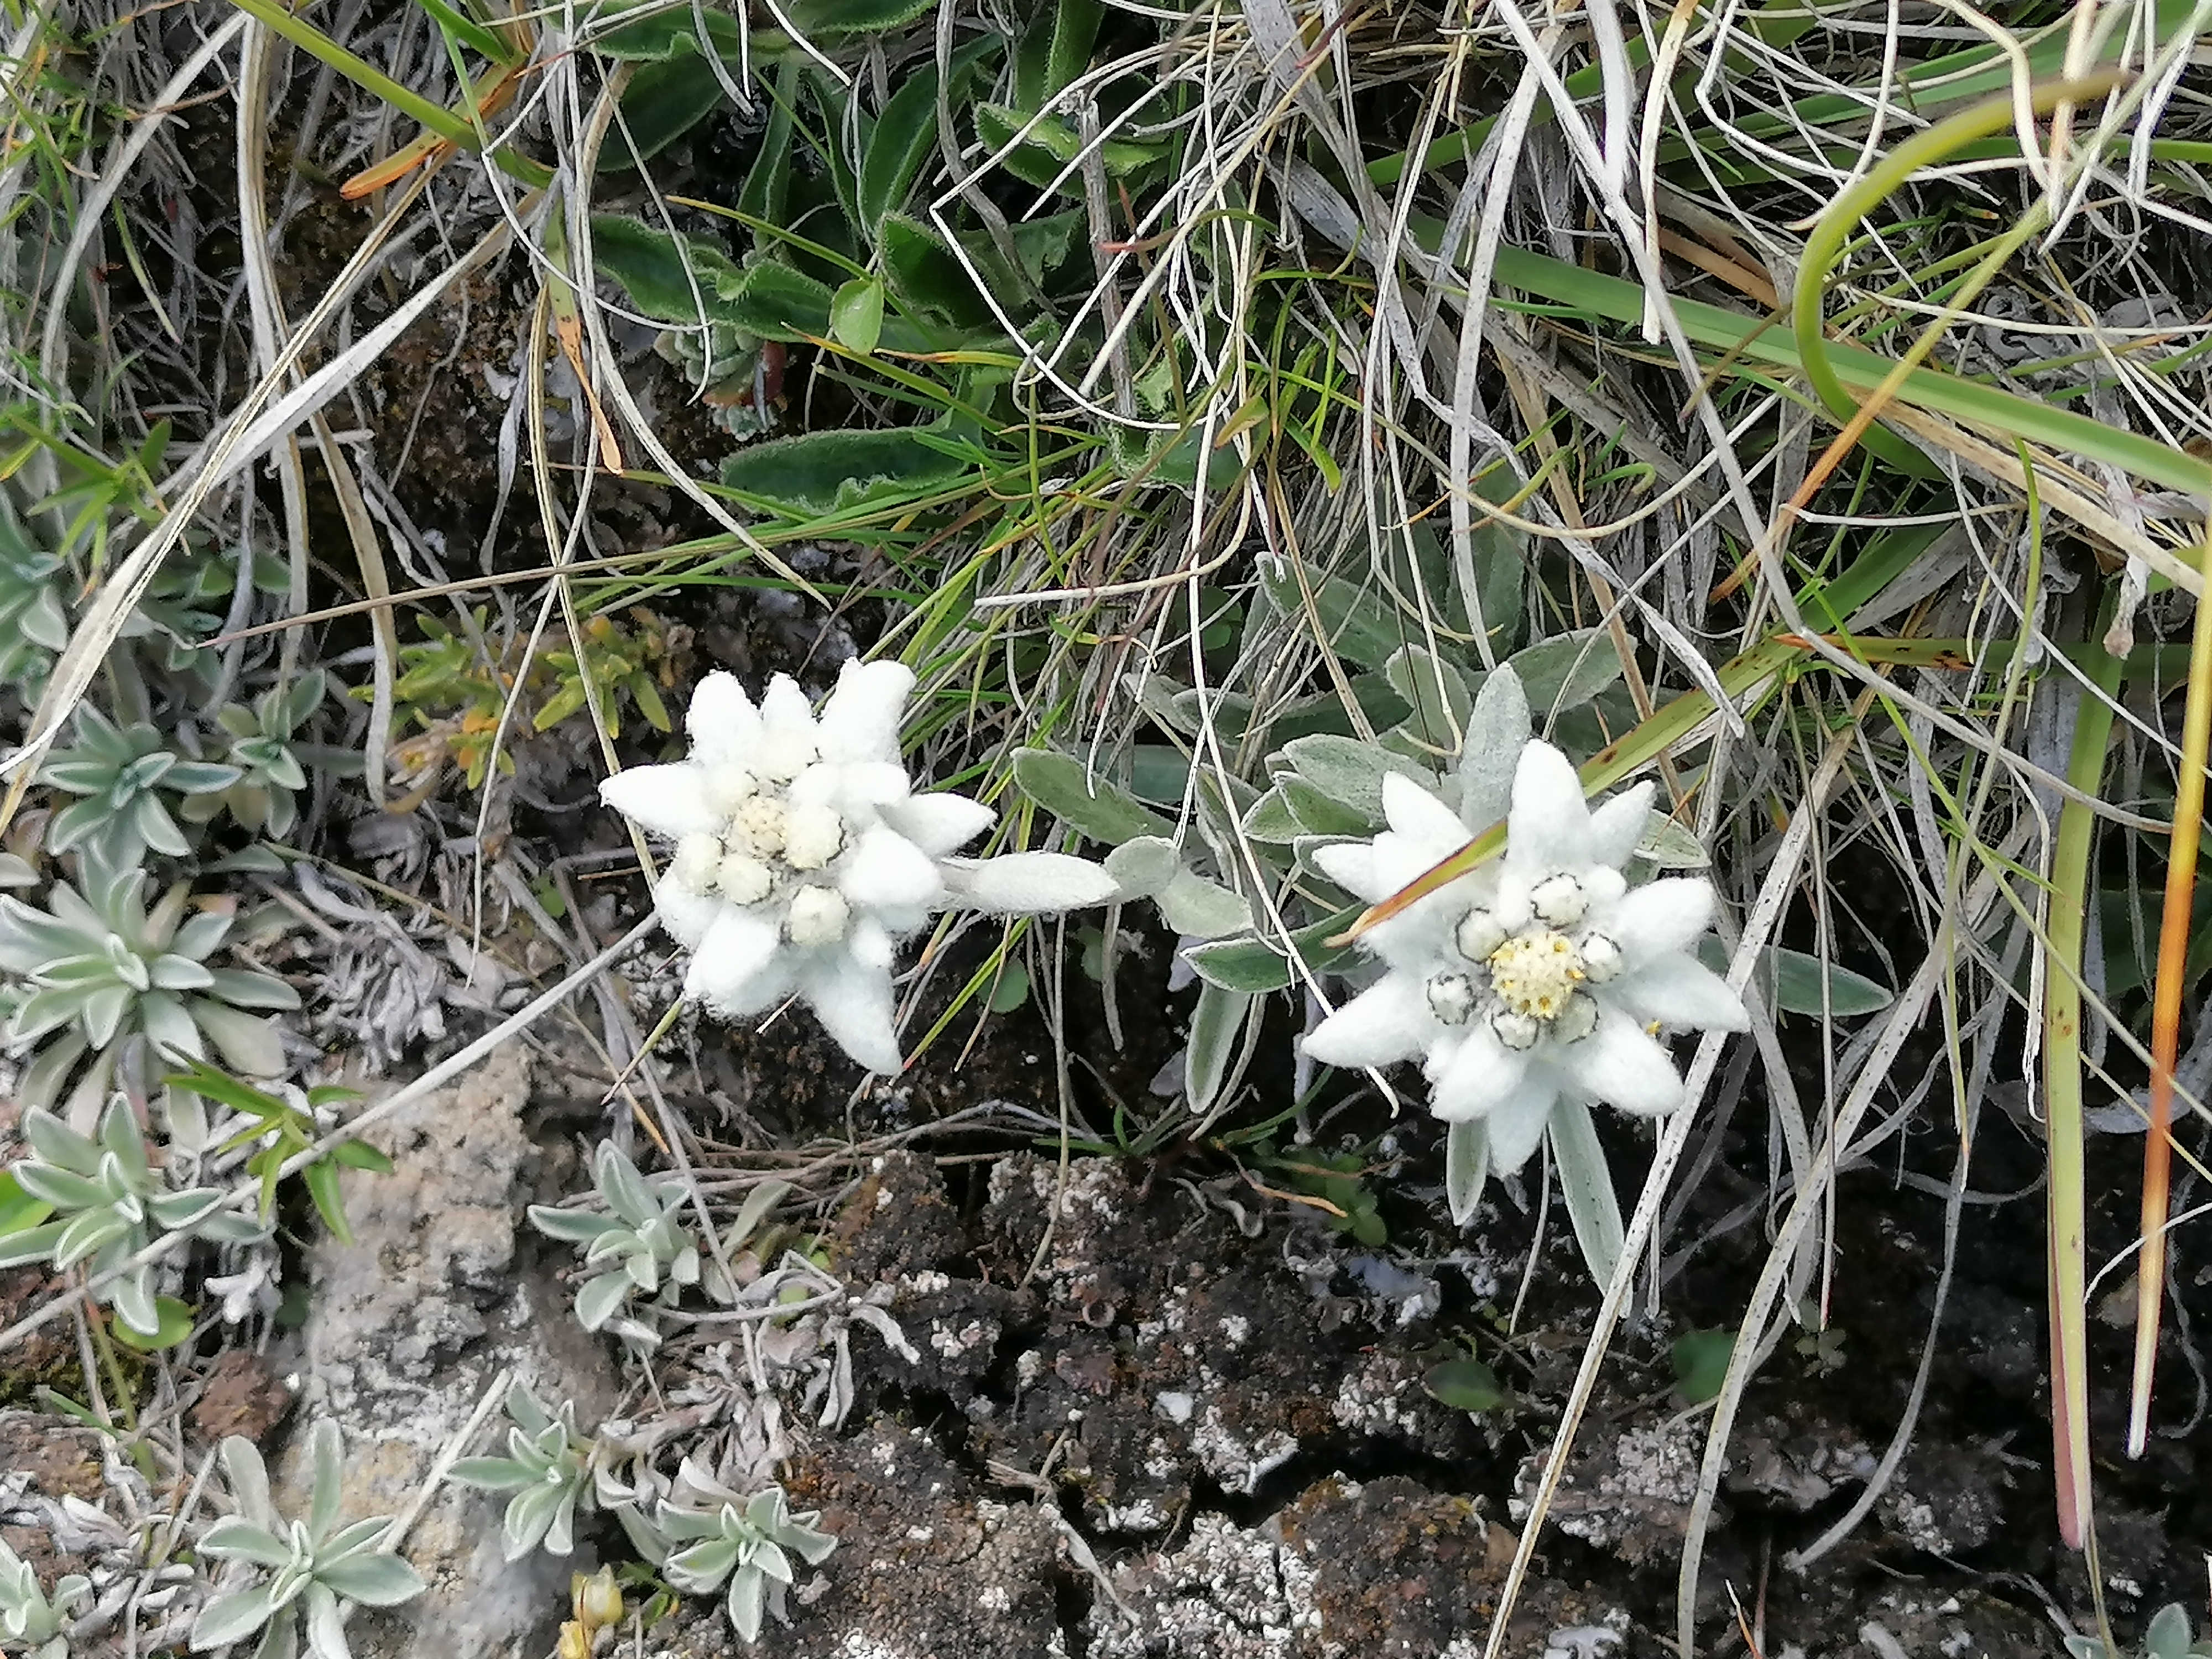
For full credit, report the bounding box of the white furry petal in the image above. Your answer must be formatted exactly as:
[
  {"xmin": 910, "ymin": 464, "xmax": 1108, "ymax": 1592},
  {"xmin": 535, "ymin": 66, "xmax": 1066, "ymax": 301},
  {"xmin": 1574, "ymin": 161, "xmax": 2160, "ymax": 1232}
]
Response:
[
  {"xmin": 1483, "ymin": 1079, "xmax": 1558, "ymax": 1175},
  {"xmin": 1303, "ymin": 977, "xmax": 1432, "ymax": 1070},
  {"xmin": 801, "ymin": 960, "xmax": 903, "ymax": 1074},
  {"xmin": 1381, "ymin": 771, "xmax": 1471, "ymax": 849},
  {"xmin": 1427, "ymin": 1025, "xmax": 1528, "ymax": 1123},
  {"xmin": 1559, "ymin": 1006, "xmax": 1682, "ymax": 1115},
  {"xmin": 879, "ymin": 793, "xmax": 997, "ymax": 857},
  {"xmin": 1505, "ymin": 741, "xmax": 1592, "ymax": 877},
  {"xmin": 943, "ymin": 852, "xmax": 1117, "ymax": 915},
  {"xmin": 1609, "ymin": 878, "xmax": 1715, "ymax": 963},
  {"xmin": 1609, "ymin": 962, "xmax": 1747, "ymax": 1032},
  {"xmin": 601, "ymin": 765, "xmax": 720, "ymax": 840},
  {"xmin": 685, "ymin": 909, "xmax": 784, "ymax": 1018},
  {"xmin": 838, "ymin": 826, "xmax": 946, "ymax": 911},
  {"xmin": 653, "ymin": 879, "xmax": 722, "ymax": 952},
  {"xmin": 759, "ymin": 674, "xmax": 816, "ymax": 737},
  {"xmin": 685, "ymin": 672, "xmax": 760, "ymax": 768},
  {"xmin": 1310, "ymin": 841, "xmax": 1381, "ymax": 900},
  {"xmin": 1586, "ymin": 781, "xmax": 1655, "ymax": 870},
  {"xmin": 816, "ymin": 660, "xmax": 915, "ymax": 765}
]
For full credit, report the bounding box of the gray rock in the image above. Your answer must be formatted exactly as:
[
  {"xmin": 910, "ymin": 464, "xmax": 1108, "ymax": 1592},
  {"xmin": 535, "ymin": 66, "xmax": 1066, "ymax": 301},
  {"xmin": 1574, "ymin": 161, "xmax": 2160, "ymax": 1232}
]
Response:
[{"xmin": 274, "ymin": 1046, "xmax": 622, "ymax": 1659}]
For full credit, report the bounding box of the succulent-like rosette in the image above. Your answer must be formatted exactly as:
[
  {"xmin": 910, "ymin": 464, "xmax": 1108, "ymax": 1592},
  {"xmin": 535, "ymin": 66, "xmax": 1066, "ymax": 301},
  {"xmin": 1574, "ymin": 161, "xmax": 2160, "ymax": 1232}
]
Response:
[
  {"xmin": 1305, "ymin": 739, "xmax": 1746, "ymax": 1172},
  {"xmin": 601, "ymin": 662, "xmax": 1114, "ymax": 1073}
]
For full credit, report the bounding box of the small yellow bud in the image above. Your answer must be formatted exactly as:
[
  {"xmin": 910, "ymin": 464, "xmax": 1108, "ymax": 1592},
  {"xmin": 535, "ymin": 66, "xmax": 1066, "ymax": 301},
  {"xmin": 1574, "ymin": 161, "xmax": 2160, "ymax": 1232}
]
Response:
[
  {"xmin": 573, "ymin": 1566, "xmax": 624, "ymax": 1631},
  {"xmin": 555, "ymin": 1621, "xmax": 592, "ymax": 1659}
]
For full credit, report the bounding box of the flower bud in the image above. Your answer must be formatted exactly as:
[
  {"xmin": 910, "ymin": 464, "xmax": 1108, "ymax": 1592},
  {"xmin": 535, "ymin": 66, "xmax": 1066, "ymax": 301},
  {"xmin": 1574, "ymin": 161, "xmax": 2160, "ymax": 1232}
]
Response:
[
  {"xmin": 1424, "ymin": 973, "xmax": 1476, "ymax": 1026},
  {"xmin": 574, "ymin": 1566, "xmax": 624, "ymax": 1629},
  {"xmin": 671, "ymin": 833, "xmax": 721, "ymax": 892},
  {"xmin": 786, "ymin": 885, "xmax": 851, "ymax": 946},
  {"xmin": 1529, "ymin": 873, "xmax": 1587, "ymax": 926},
  {"xmin": 782, "ymin": 804, "xmax": 846, "ymax": 871},
  {"xmin": 717, "ymin": 854, "xmax": 774, "ymax": 905}
]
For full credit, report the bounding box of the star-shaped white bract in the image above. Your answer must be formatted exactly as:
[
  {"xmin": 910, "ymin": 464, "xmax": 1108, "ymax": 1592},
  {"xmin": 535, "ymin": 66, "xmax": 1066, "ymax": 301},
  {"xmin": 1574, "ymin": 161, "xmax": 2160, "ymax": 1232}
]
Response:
[
  {"xmin": 601, "ymin": 662, "xmax": 1115, "ymax": 1074},
  {"xmin": 1304, "ymin": 740, "xmax": 1746, "ymax": 1173}
]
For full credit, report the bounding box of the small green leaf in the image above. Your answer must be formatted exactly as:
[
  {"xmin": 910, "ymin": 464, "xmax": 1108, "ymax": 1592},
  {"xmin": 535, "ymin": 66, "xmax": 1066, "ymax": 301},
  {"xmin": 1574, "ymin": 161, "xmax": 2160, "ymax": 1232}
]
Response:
[
  {"xmin": 1010, "ymin": 749, "xmax": 1170, "ymax": 846},
  {"xmin": 988, "ymin": 961, "xmax": 1031, "ymax": 1013},
  {"xmin": 1550, "ymin": 1097, "xmax": 1624, "ymax": 1288},
  {"xmin": 1423, "ymin": 1357, "xmax": 1504, "ymax": 1412},
  {"xmin": 1509, "ymin": 628, "xmax": 1623, "ymax": 714},
  {"xmin": 859, "ymin": 67, "xmax": 943, "ymax": 228},
  {"xmin": 1671, "ymin": 1328, "xmax": 1734, "ymax": 1405},
  {"xmin": 717, "ymin": 428, "xmax": 972, "ymax": 515},
  {"xmin": 830, "ymin": 277, "xmax": 885, "ymax": 355},
  {"xmin": 1384, "ymin": 645, "xmax": 1474, "ymax": 746},
  {"xmin": 1185, "ymin": 982, "xmax": 1253, "ymax": 1112},
  {"xmin": 1445, "ymin": 1118, "xmax": 1487, "ymax": 1228},
  {"xmin": 304, "ymin": 1158, "xmax": 354, "ymax": 1246},
  {"xmin": 0, "ymin": 1171, "xmax": 55, "ymax": 1239},
  {"xmin": 111, "ymin": 1295, "xmax": 196, "ymax": 1350},
  {"xmin": 1767, "ymin": 946, "xmax": 1894, "ymax": 1016},
  {"xmin": 1157, "ymin": 872, "xmax": 1251, "ymax": 940},
  {"xmin": 331, "ymin": 1139, "xmax": 395, "ymax": 1172}
]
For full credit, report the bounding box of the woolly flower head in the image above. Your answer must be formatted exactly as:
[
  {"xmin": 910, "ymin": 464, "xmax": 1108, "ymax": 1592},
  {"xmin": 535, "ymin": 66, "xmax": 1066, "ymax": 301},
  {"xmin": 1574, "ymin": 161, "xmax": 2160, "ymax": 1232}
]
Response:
[
  {"xmin": 1304, "ymin": 712, "xmax": 1746, "ymax": 1174},
  {"xmin": 601, "ymin": 662, "xmax": 1114, "ymax": 1074}
]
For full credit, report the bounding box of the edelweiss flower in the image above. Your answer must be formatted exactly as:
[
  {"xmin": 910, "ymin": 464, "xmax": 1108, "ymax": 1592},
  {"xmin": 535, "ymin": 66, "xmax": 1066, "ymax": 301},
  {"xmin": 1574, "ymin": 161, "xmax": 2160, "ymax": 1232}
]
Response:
[
  {"xmin": 602, "ymin": 662, "xmax": 1115, "ymax": 1073},
  {"xmin": 1305, "ymin": 740, "xmax": 1746, "ymax": 1172}
]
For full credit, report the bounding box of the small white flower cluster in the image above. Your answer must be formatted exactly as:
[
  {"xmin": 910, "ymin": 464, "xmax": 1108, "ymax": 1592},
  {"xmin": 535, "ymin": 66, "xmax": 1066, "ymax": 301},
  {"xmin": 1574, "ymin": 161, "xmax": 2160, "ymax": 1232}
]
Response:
[
  {"xmin": 1306, "ymin": 740, "xmax": 1747, "ymax": 1175},
  {"xmin": 602, "ymin": 663, "xmax": 1114, "ymax": 1074}
]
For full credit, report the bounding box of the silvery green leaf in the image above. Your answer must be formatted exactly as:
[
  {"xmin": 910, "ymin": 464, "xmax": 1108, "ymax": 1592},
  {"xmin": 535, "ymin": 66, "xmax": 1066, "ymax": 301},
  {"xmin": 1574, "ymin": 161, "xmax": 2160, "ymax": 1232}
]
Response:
[
  {"xmin": 1508, "ymin": 628, "xmax": 1622, "ymax": 714},
  {"xmin": 0, "ymin": 1222, "xmax": 66, "ymax": 1268},
  {"xmin": 1239, "ymin": 787, "xmax": 1302, "ymax": 844},
  {"xmin": 303, "ymin": 1582, "xmax": 348, "ymax": 1659},
  {"xmin": 1765, "ymin": 947, "xmax": 1893, "ymax": 1017},
  {"xmin": 666, "ymin": 1536, "xmax": 741, "ymax": 1594},
  {"xmin": 504, "ymin": 1379, "xmax": 552, "ymax": 1437},
  {"xmin": 12, "ymin": 1164, "xmax": 107, "ymax": 1212},
  {"xmin": 51, "ymin": 1208, "xmax": 130, "ymax": 1271},
  {"xmin": 726, "ymin": 1564, "xmax": 769, "ymax": 1643},
  {"xmin": 1156, "ymin": 872, "xmax": 1251, "ymax": 940},
  {"xmin": 526, "ymin": 1206, "xmax": 623, "ymax": 1244},
  {"xmin": 317, "ymin": 1516, "xmax": 394, "ymax": 1562},
  {"xmin": 1181, "ymin": 934, "xmax": 1294, "ymax": 994},
  {"xmin": 1383, "ymin": 645, "xmax": 1473, "ymax": 747},
  {"xmin": 1101, "ymin": 837, "xmax": 1181, "ymax": 900},
  {"xmin": 449, "ymin": 1458, "xmax": 536, "ymax": 1491},
  {"xmin": 21, "ymin": 1109, "xmax": 97, "ymax": 1172},
  {"xmin": 199, "ymin": 1518, "xmax": 295, "ymax": 1567},
  {"xmin": 1445, "ymin": 1118, "xmax": 1488, "ymax": 1229},
  {"xmin": 220, "ymin": 1436, "xmax": 278, "ymax": 1532},
  {"xmin": 204, "ymin": 968, "xmax": 301, "ymax": 1011},
  {"xmin": 1280, "ymin": 734, "xmax": 1431, "ymax": 821},
  {"xmin": 1275, "ymin": 775, "xmax": 1368, "ymax": 837},
  {"xmin": 576, "ymin": 1271, "xmax": 633, "ymax": 1332},
  {"xmin": 751, "ymin": 1538, "xmax": 794, "ymax": 1585},
  {"xmin": 1637, "ymin": 812, "xmax": 1710, "ymax": 869},
  {"xmin": 1185, "ymin": 983, "xmax": 1254, "ymax": 1112},
  {"xmin": 109, "ymin": 1267, "xmax": 161, "ymax": 1335},
  {"xmin": 721, "ymin": 1178, "xmax": 788, "ymax": 1255},
  {"xmin": 1549, "ymin": 1097, "xmax": 1624, "ymax": 1290},
  {"xmin": 189, "ymin": 1001, "xmax": 285, "ymax": 1076},
  {"xmin": 594, "ymin": 1142, "xmax": 656, "ymax": 1224},
  {"xmin": 502, "ymin": 1481, "xmax": 563, "ymax": 1559},
  {"xmin": 252, "ymin": 1611, "xmax": 301, "ymax": 1659},
  {"xmin": 1452, "ymin": 664, "xmax": 1530, "ymax": 825},
  {"xmin": 146, "ymin": 1188, "xmax": 226, "ymax": 1232},
  {"xmin": 309, "ymin": 1421, "xmax": 344, "ymax": 1542},
  {"xmin": 191, "ymin": 1583, "xmax": 282, "ymax": 1648},
  {"xmin": 1008, "ymin": 749, "xmax": 1168, "ymax": 846}
]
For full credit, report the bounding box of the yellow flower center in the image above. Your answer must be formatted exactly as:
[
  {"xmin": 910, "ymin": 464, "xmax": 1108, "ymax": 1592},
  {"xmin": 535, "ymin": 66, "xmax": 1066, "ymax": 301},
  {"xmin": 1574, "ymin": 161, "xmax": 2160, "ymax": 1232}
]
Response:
[{"xmin": 1486, "ymin": 928, "xmax": 1584, "ymax": 1021}]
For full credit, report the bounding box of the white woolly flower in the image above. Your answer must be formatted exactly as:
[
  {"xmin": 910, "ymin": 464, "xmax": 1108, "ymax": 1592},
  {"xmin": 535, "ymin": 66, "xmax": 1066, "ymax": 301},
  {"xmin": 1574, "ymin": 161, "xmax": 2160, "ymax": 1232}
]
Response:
[
  {"xmin": 1303, "ymin": 739, "xmax": 1747, "ymax": 1174},
  {"xmin": 600, "ymin": 662, "xmax": 1116, "ymax": 1074}
]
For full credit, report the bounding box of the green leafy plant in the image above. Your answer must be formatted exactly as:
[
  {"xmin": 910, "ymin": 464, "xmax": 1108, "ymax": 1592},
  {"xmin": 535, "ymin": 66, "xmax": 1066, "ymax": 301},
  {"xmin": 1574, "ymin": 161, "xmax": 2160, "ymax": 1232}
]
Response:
[
  {"xmin": 526, "ymin": 1141, "xmax": 709, "ymax": 1348},
  {"xmin": 2067, "ymin": 1605, "xmax": 2212, "ymax": 1659},
  {"xmin": 0, "ymin": 1097, "xmax": 265, "ymax": 1338},
  {"xmin": 0, "ymin": 853, "xmax": 300, "ymax": 1116},
  {"xmin": 166, "ymin": 1060, "xmax": 390, "ymax": 1245},
  {"xmin": 183, "ymin": 670, "xmax": 351, "ymax": 841},
  {"xmin": 190, "ymin": 1422, "xmax": 427, "ymax": 1659},
  {"xmin": 36, "ymin": 705, "xmax": 239, "ymax": 870},
  {"xmin": 0, "ymin": 1528, "xmax": 89, "ymax": 1658},
  {"xmin": 449, "ymin": 1381, "xmax": 598, "ymax": 1561},
  {"xmin": 648, "ymin": 1469, "xmax": 836, "ymax": 1645},
  {"xmin": 0, "ymin": 505, "xmax": 70, "ymax": 702}
]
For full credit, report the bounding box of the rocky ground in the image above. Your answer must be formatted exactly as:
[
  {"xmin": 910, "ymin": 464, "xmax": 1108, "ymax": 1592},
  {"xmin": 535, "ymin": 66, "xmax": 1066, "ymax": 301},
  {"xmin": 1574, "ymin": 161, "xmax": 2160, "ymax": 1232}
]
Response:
[{"xmin": 8, "ymin": 975, "xmax": 2203, "ymax": 1658}]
